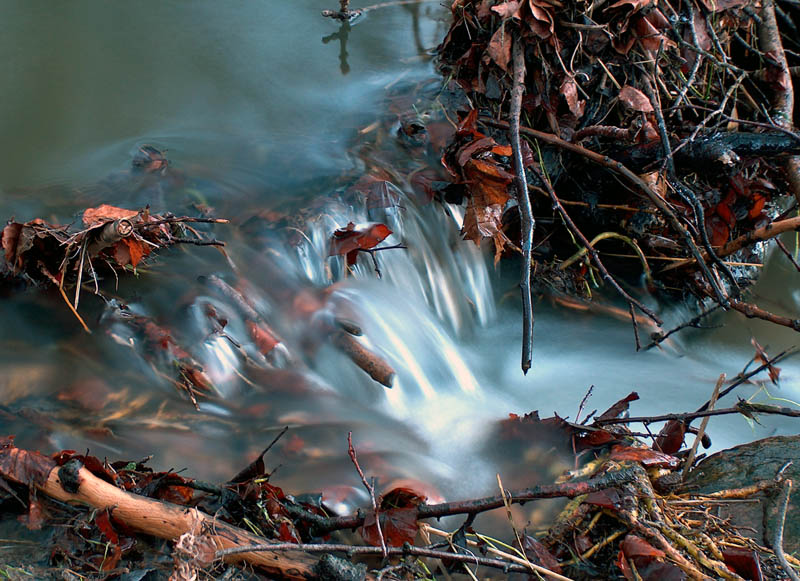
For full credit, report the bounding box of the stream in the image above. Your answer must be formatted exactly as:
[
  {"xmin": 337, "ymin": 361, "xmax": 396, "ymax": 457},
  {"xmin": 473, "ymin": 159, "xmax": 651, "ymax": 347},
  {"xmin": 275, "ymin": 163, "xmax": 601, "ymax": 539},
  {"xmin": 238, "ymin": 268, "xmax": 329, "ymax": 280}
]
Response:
[{"xmin": 1, "ymin": 0, "xmax": 799, "ymax": 528}]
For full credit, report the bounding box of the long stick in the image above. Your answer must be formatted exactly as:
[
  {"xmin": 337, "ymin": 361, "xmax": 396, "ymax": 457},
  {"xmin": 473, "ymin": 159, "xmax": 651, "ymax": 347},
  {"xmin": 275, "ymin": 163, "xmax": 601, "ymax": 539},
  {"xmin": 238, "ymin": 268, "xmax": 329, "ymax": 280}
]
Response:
[{"xmin": 509, "ymin": 35, "xmax": 535, "ymax": 374}]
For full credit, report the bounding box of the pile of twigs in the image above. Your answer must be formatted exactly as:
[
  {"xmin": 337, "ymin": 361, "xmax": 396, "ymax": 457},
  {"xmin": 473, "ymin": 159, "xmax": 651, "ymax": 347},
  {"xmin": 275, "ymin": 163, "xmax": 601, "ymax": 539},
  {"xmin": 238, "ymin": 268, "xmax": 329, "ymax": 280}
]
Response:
[{"xmin": 435, "ymin": 0, "xmax": 800, "ymax": 369}]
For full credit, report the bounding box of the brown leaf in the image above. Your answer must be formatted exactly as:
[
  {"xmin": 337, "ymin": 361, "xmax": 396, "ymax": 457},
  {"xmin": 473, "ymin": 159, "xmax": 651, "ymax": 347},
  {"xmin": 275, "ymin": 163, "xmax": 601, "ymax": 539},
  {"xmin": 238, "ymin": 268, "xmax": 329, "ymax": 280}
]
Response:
[
  {"xmin": 524, "ymin": 0, "xmax": 555, "ymax": 38},
  {"xmin": 83, "ymin": 204, "xmax": 139, "ymax": 227},
  {"xmin": 609, "ymin": 444, "xmax": 680, "ymax": 468},
  {"xmin": 584, "ymin": 488, "xmax": 622, "ymax": 509},
  {"xmin": 561, "ymin": 78, "xmax": 586, "ymax": 118},
  {"xmin": 621, "ymin": 534, "xmax": 665, "ymax": 560},
  {"xmin": 752, "ymin": 337, "xmax": 780, "ymax": 383},
  {"xmin": 2, "ymin": 222, "xmax": 23, "ymax": 265},
  {"xmin": 596, "ymin": 391, "xmax": 639, "ymax": 422},
  {"xmin": 606, "ymin": 0, "xmax": 655, "ymax": 11},
  {"xmin": 654, "ymin": 420, "xmax": 686, "ymax": 455},
  {"xmin": 487, "ymin": 24, "xmax": 512, "ymax": 71},
  {"xmin": 360, "ymin": 507, "xmax": 418, "ymax": 547},
  {"xmin": 329, "ymin": 222, "xmax": 393, "ymax": 266},
  {"xmin": 619, "ymin": 85, "xmax": 653, "ymax": 112},
  {"xmin": 247, "ymin": 320, "xmax": 280, "ymax": 355},
  {"xmin": 463, "ymin": 158, "xmax": 514, "ymax": 207},
  {"xmin": 491, "ymin": 0, "xmax": 522, "ymax": 19},
  {"xmin": 521, "ymin": 534, "xmax": 562, "ymax": 573},
  {"xmin": 461, "ymin": 198, "xmax": 504, "ymax": 245},
  {"xmin": 457, "ymin": 137, "xmax": 500, "ymax": 168},
  {"xmin": 120, "ymin": 237, "xmax": 149, "ymax": 268},
  {"xmin": 0, "ymin": 436, "xmax": 56, "ymax": 487}
]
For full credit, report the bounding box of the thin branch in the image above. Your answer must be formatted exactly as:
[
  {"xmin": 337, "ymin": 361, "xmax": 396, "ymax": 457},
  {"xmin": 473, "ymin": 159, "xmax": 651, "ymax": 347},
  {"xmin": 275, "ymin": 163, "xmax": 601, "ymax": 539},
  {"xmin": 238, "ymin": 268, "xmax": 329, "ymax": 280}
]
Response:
[
  {"xmin": 348, "ymin": 432, "xmax": 387, "ymax": 558},
  {"xmin": 510, "ymin": 33, "xmax": 535, "ymax": 374},
  {"xmin": 287, "ymin": 467, "xmax": 639, "ymax": 536},
  {"xmin": 771, "ymin": 479, "xmax": 800, "ymax": 581},
  {"xmin": 531, "ymin": 172, "xmax": 660, "ymax": 325},
  {"xmin": 217, "ymin": 541, "xmax": 534, "ymax": 574}
]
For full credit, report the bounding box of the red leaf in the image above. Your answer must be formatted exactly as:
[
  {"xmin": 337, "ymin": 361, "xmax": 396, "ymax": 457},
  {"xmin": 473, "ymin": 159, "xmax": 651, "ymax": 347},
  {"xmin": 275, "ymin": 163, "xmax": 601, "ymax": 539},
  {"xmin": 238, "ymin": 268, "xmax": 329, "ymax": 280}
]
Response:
[
  {"xmin": 716, "ymin": 202, "xmax": 735, "ymax": 226},
  {"xmin": 609, "ymin": 444, "xmax": 680, "ymax": 468},
  {"xmin": 277, "ymin": 520, "xmax": 301, "ymax": 542},
  {"xmin": 596, "ymin": 392, "xmax": 639, "ymax": 422},
  {"xmin": 748, "ymin": 194, "xmax": 766, "ymax": 219},
  {"xmin": 654, "ymin": 420, "xmax": 687, "ymax": 455},
  {"xmin": 95, "ymin": 508, "xmax": 120, "ymax": 545},
  {"xmin": 621, "ymin": 534, "xmax": 665, "ymax": 560},
  {"xmin": 575, "ymin": 429, "xmax": 618, "ymax": 449},
  {"xmin": 722, "ymin": 548, "xmax": 763, "ymax": 581},
  {"xmin": 120, "ymin": 237, "xmax": 150, "ymax": 268},
  {"xmin": 584, "ymin": 488, "xmax": 622, "ymax": 510},
  {"xmin": 329, "ymin": 222, "xmax": 393, "ymax": 264},
  {"xmin": 380, "ymin": 486, "xmax": 428, "ymax": 509},
  {"xmin": 247, "ymin": 320, "xmax": 280, "ymax": 355}
]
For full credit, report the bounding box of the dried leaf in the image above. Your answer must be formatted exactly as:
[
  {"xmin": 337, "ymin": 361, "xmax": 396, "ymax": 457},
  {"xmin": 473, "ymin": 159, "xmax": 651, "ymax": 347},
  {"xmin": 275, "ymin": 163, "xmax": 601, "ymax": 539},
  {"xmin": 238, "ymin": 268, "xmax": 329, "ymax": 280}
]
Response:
[
  {"xmin": 329, "ymin": 222, "xmax": 393, "ymax": 266},
  {"xmin": 487, "ymin": 24, "xmax": 512, "ymax": 71},
  {"xmin": 521, "ymin": 534, "xmax": 562, "ymax": 573},
  {"xmin": 619, "ymin": 85, "xmax": 653, "ymax": 112},
  {"xmin": 491, "ymin": 0, "xmax": 522, "ymax": 19},
  {"xmin": 0, "ymin": 436, "xmax": 56, "ymax": 487},
  {"xmin": 621, "ymin": 534, "xmax": 665, "ymax": 560},
  {"xmin": 584, "ymin": 488, "xmax": 622, "ymax": 510},
  {"xmin": 247, "ymin": 320, "xmax": 280, "ymax": 355},
  {"xmin": 654, "ymin": 420, "xmax": 686, "ymax": 455},
  {"xmin": 360, "ymin": 507, "xmax": 418, "ymax": 547},
  {"xmin": 561, "ymin": 78, "xmax": 586, "ymax": 118},
  {"xmin": 83, "ymin": 204, "xmax": 139, "ymax": 227},
  {"xmin": 752, "ymin": 337, "xmax": 780, "ymax": 383},
  {"xmin": 596, "ymin": 391, "xmax": 639, "ymax": 422},
  {"xmin": 722, "ymin": 548, "xmax": 763, "ymax": 581},
  {"xmin": 609, "ymin": 444, "xmax": 680, "ymax": 468}
]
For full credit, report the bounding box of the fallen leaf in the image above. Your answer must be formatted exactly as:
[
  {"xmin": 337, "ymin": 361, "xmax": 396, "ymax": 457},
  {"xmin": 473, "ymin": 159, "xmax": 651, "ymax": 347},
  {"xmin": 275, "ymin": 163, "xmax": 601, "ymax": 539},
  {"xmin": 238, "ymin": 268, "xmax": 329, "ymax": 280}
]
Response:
[
  {"xmin": 329, "ymin": 222, "xmax": 393, "ymax": 266},
  {"xmin": 722, "ymin": 548, "xmax": 763, "ymax": 581},
  {"xmin": 247, "ymin": 320, "xmax": 280, "ymax": 355},
  {"xmin": 487, "ymin": 24, "xmax": 512, "ymax": 71},
  {"xmin": 609, "ymin": 444, "xmax": 680, "ymax": 468},
  {"xmin": 596, "ymin": 392, "xmax": 639, "ymax": 422},
  {"xmin": 752, "ymin": 337, "xmax": 780, "ymax": 383},
  {"xmin": 360, "ymin": 507, "xmax": 418, "ymax": 547},
  {"xmin": 561, "ymin": 78, "xmax": 586, "ymax": 118},
  {"xmin": 83, "ymin": 204, "xmax": 139, "ymax": 227},
  {"xmin": 0, "ymin": 436, "xmax": 56, "ymax": 487},
  {"xmin": 520, "ymin": 534, "xmax": 562, "ymax": 573},
  {"xmin": 654, "ymin": 420, "xmax": 686, "ymax": 455},
  {"xmin": 619, "ymin": 85, "xmax": 653, "ymax": 112}
]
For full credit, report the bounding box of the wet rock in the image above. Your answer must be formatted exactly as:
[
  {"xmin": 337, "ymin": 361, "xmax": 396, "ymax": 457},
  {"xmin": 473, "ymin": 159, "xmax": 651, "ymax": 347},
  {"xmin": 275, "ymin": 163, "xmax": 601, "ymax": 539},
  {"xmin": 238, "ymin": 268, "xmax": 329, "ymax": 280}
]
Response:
[{"xmin": 681, "ymin": 435, "xmax": 800, "ymax": 552}]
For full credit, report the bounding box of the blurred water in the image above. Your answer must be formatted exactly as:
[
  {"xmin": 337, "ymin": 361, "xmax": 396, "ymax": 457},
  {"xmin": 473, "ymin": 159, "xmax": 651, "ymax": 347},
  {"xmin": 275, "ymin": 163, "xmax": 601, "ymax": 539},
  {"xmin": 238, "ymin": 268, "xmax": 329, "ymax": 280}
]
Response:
[{"xmin": 0, "ymin": 0, "xmax": 798, "ymax": 517}]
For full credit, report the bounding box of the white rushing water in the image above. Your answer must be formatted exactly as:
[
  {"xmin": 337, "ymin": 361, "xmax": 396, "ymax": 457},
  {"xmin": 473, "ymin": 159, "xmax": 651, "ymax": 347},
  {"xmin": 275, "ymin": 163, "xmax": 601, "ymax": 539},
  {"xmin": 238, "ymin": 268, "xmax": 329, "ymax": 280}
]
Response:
[{"xmin": 0, "ymin": 1, "xmax": 798, "ymax": 513}]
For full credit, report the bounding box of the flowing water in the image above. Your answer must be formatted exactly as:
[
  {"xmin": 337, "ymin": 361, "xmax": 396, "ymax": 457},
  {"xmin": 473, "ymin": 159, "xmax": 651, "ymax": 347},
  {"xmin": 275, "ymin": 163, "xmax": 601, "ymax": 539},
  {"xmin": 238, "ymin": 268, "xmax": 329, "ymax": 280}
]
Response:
[{"xmin": 1, "ymin": 0, "xmax": 799, "ymax": 524}]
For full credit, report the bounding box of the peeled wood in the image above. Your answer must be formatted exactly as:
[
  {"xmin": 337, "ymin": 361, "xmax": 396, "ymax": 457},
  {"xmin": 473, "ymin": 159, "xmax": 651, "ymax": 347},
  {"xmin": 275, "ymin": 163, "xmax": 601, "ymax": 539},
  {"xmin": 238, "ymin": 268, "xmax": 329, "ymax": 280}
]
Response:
[{"xmin": 39, "ymin": 464, "xmax": 318, "ymax": 580}]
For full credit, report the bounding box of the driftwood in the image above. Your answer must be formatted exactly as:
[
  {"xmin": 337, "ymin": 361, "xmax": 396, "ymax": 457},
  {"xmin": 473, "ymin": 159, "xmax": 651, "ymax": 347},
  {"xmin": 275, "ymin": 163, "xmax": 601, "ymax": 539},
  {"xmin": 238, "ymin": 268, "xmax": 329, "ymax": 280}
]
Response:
[{"xmin": 0, "ymin": 440, "xmax": 320, "ymax": 580}]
